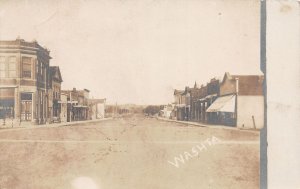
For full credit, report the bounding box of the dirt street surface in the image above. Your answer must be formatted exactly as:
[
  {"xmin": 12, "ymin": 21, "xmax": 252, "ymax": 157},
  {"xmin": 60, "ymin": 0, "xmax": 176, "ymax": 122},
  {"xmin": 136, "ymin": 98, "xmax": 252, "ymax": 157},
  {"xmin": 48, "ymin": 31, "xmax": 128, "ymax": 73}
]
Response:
[{"xmin": 0, "ymin": 115, "xmax": 259, "ymax": 189}]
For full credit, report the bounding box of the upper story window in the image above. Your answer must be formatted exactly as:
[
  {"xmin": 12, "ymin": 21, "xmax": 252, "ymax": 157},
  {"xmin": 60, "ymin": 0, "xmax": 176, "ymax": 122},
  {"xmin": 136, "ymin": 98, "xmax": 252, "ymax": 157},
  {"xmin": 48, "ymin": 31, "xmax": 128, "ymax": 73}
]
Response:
[
  {"xmin": 0, "ymin": 56, "xmax": 17, "ymax": 78},
  {"xmin": 38, "ymin": 61, "xmax": 46, "ymax": 81},
  {"xmin": 8, "ymin": 57, "xmax": 16, "ymax": 78},
  {"xmin": 22, "ymin": 57, "xmax": 32, "ymax": 79}
]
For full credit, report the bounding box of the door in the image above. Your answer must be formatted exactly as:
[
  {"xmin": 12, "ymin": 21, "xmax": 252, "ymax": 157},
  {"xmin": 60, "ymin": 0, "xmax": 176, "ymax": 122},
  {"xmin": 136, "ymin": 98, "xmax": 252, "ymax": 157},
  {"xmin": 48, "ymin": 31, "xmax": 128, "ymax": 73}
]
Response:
[{"xmin": 21, "ymin": 93, "xmax": 32, "ymax": 121}]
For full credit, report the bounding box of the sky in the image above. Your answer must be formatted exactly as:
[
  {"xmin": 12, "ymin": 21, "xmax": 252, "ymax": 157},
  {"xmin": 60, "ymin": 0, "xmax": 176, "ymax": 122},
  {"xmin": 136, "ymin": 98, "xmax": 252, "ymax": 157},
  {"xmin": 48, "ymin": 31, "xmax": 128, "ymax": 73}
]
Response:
[{"xmin": 0, "ymin": 0, "xmax": 261, "ymax": 105}]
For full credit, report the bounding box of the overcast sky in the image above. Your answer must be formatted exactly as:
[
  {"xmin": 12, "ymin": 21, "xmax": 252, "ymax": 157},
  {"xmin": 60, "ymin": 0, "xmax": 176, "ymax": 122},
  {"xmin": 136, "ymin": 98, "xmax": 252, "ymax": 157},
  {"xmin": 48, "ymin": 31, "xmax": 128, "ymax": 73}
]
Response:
[{"xmin": 0, "ymin": 0, "xmax": 261, "ymax": 105}]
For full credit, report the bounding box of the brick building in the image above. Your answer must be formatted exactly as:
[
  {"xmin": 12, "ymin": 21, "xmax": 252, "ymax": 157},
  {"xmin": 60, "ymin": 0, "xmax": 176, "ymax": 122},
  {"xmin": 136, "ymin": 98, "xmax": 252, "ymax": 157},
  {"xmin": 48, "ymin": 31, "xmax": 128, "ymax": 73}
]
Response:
[{"xmin": 0, "ymin": 38, "xmax": 53, "ymax": 125}]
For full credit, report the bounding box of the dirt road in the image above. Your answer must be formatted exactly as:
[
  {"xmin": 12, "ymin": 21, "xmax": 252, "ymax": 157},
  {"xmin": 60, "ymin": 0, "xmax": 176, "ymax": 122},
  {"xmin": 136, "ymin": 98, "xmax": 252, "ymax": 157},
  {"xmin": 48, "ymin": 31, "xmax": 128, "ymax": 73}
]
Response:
[{"xmin": 0, "ymin": 115, "xmax": 259, "ymax": 189}]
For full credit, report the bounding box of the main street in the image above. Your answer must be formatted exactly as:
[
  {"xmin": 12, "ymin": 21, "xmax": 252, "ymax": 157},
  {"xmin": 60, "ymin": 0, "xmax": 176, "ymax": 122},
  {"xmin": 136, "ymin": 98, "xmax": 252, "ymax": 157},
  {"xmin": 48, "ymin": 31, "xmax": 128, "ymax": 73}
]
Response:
[{"xmin": 0, "ymin": 115, "xmax": 259, "ymax": 189}]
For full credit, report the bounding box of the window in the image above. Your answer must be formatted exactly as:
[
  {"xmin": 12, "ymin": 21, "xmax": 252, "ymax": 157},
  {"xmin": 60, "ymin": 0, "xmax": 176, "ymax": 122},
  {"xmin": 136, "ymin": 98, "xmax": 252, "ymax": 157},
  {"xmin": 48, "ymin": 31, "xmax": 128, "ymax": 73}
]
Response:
[
  {"xmin": 8, "ymin": 57, "xmax": 16, "ymax": 78},
  {"xmin": 0, "ymin": 56, "xmax": 5, "ymax": 78},
  {"xmin": 22, "ymin": 57, "xmax": 32, "ymax": 78}
]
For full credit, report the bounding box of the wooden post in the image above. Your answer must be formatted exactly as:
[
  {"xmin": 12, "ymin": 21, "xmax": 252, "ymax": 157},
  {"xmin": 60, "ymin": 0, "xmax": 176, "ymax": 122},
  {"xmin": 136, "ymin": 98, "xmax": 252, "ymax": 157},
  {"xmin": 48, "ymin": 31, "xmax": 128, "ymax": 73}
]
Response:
[{"xmin": 252, "ymin": 115, "xmax": 256, "ymax": 129}]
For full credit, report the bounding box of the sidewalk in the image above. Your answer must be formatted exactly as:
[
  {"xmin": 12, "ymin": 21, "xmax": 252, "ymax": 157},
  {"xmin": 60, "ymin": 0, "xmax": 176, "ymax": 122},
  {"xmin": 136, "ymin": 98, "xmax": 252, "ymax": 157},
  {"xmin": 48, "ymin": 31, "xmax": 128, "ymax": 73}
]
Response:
[
  {"xmin": 0, "ymin": 118, "xmax": 113, "ymax": 132},
  {"xmin": 156, "ymin": 117, "xmax": 259, "ymax": 132}
]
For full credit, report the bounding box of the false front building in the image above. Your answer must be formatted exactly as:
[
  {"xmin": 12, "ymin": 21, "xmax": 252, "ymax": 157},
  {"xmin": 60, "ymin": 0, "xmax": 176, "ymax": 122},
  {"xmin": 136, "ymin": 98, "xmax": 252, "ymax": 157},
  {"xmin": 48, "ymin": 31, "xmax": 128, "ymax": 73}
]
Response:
[
  {"xmin": 61, "ymin": 88, "xmax": 90, "ymax": 122},
  {"xmin": 60, "ymin": 88, "xmax": 106, "ymax": 122},
  {"xmin": 48, "ymin": 66, "xmax": 63, "ymax": 123}
]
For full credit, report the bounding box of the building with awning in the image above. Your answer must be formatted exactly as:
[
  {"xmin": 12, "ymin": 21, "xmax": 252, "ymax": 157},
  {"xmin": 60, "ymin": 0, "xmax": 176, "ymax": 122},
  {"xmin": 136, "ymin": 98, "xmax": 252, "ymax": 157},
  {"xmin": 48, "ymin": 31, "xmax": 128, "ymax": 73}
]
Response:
[
  {"xmin": 61, "ymin": 88, "xmax": 90, "ymax": 122},
  {"xmin": 206, "ymin": 72, "xmax": 264, "ymax": 128},
  {"xmin": 206, "ymin": 94, "xmax": 236, "ymax": 126},
  {"xmin": 189, "ymin": 77, "xmax": 221, "ymax": 124}
]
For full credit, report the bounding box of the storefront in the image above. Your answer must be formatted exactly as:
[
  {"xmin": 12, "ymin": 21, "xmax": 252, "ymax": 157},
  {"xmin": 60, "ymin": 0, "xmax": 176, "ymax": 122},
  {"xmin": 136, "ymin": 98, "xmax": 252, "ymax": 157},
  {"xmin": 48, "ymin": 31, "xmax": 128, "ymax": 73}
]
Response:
[
  {"xmin": 206, "ymin": 94, "xmax": 236, "ymax": 126},
  {"xmin": 0, "ymin": 88, "xmax": 15, "ymax": 119},
  {"xmin": 72, "ymin": 105, "xmax": 88, "ymax": 121}
]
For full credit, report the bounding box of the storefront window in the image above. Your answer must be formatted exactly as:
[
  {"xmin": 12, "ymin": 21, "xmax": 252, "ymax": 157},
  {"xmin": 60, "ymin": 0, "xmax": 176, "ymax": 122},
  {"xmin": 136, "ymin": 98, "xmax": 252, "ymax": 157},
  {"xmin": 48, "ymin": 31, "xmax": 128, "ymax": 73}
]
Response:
[{"xmin": 0, "ymin": 89, "xmax": 15, "ymax": 119}]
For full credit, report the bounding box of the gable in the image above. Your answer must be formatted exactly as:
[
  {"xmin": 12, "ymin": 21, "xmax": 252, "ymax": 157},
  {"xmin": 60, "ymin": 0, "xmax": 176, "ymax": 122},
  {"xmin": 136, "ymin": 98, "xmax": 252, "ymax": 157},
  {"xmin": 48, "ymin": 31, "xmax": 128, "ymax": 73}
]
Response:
[{"xmin": 50, "ymin": 67, "xmax": 63, "ymax": 82}]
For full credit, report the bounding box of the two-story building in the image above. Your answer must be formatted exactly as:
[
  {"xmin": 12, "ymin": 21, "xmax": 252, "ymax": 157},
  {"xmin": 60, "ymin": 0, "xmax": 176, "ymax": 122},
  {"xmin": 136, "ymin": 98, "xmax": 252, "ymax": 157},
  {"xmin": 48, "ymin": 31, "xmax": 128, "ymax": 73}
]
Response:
[
  {"xmin": 181, "ymin": 87, "xmax": 191, "ymax": 121},
  {"xmin": 205, "ymin": 78, "xmax": 221, "ymax": 124},
  {"xmin": 0, "ymin": 38, "xmax": 52, "ymax": 125},
  {"xmin": 197, "ymin": 84, "xmax": 208, "ymax": 123},
  {"xmin": 190, "ymin": 82, "xmax": 201, "ymax": 122},
  {"xmin": 173, "ymin": 89, "xmax": 184, "ymax": 120},
  {"xmin": 48, "ymin": 66, "xmax": 63, "ymax": 123}
]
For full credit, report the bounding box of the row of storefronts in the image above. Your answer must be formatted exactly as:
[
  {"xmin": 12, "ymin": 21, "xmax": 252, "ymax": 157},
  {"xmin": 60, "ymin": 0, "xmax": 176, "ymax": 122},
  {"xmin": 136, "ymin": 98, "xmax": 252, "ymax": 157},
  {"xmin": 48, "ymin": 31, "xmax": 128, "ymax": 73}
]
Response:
[
  {"xmin": 172, "ymin": 72, "xmax": 264, "ymax": 129},
  {"xmin": 0, "ymin": 38, "xmax": 106, "ymax": 126}
]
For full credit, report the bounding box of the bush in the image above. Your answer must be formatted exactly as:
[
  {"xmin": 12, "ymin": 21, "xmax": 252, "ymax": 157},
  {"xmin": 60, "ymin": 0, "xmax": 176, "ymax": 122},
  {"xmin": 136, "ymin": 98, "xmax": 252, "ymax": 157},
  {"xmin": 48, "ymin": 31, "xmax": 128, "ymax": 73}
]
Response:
[{"xmin": 143, "ymin": 105, "xmax": 162, "ymax": 116}]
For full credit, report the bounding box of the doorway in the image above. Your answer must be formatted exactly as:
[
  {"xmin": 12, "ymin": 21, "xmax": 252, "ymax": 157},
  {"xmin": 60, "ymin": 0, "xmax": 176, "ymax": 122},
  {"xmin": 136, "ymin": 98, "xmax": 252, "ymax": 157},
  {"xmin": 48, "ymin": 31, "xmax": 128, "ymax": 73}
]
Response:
[{"xmin": 21, "ymin": 93, "xmax": 32, "ymax": 121}]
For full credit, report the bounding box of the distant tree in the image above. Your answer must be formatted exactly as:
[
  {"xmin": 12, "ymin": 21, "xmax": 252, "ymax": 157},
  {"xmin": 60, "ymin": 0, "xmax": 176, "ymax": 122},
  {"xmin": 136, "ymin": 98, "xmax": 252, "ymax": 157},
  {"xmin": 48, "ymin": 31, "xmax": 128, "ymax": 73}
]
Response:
[{"xmin": 143, "ymin": 105, "xmax": 162, "ymax": 116}]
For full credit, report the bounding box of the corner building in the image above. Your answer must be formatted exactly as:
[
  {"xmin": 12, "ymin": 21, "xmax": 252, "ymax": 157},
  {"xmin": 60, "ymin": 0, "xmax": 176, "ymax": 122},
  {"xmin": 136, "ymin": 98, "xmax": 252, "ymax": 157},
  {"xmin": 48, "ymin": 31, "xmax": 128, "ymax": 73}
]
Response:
[{"xmin": 0, "ymin": 38, "xmax": 52, "ymax": 125}]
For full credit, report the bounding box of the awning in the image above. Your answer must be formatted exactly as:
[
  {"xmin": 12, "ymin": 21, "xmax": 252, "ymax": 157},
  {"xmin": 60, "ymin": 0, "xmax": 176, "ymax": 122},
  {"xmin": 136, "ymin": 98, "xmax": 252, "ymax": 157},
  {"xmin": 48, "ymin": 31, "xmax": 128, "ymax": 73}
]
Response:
[{"xmin": 206, "ymin": 95, "xmax": 236, "ymax": 113}]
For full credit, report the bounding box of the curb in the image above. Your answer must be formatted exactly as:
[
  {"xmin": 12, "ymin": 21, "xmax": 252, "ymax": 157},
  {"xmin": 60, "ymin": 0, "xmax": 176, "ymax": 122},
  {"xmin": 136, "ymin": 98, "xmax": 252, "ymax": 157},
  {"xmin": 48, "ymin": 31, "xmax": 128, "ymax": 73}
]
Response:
[
  {"xmin": 0, "ymin": 118, "xmax": 113, "ymax": 132},
  {"xmin": 156, "ymin": 117, "xmax": 260, "ymax": 132}
]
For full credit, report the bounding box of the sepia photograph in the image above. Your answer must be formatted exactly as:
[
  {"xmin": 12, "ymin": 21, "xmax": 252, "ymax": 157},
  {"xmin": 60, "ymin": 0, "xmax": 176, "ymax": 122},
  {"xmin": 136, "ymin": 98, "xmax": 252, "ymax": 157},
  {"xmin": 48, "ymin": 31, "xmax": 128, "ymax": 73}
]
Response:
[{"xmin": 0, "ymin": 0, "xmax": 299, "ymax": 189}]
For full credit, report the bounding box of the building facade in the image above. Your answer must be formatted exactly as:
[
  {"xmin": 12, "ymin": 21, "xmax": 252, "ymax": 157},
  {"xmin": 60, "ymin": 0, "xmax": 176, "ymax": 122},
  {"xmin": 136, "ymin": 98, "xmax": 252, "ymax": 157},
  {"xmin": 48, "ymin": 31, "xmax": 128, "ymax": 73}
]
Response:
[
  {"xmin": 48, "ymin": 66, "xmax": 63, "ymax": 123},
  {"xmin": 173, "ymin": 89, "xmax": 184, "ymax": 120},
  {"xmin": 173, "ymin": 88, "xmax": 191, "ymax": 121},
  {"xmin": 190, "ymin": 82, "xmax": 201, "ymax": 122},
  {"xmin": 62, "ymin": 88, "xmax": 90, "ymax": 122},
  {"xmin": 206, "ymin": 72, "xmax": 264, "ymax": 128},
  {"xmin": 159, "ymin": 104, "xmax": 174, "ymax": 118},
  {"xmin": 196, "ymin": 84, "xmax": 208, "ymax": 123},
  {"xmin": 205, "ymin": 78, "xmax": 221, "ymax": 124},
  {"xmin": 0, "ymin": 38, "xmax": 52, "ymax": 125},
  {"xmin": 88, "ymin": 98, "xmax": 106, "ymax": 120},
  {"xmin": 59, "ymin": 93, "xmax": 68, "ymax": 123},
  {"xmin": 172, "ymin": 72, "xmax": 264, "ymax": 129}
]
